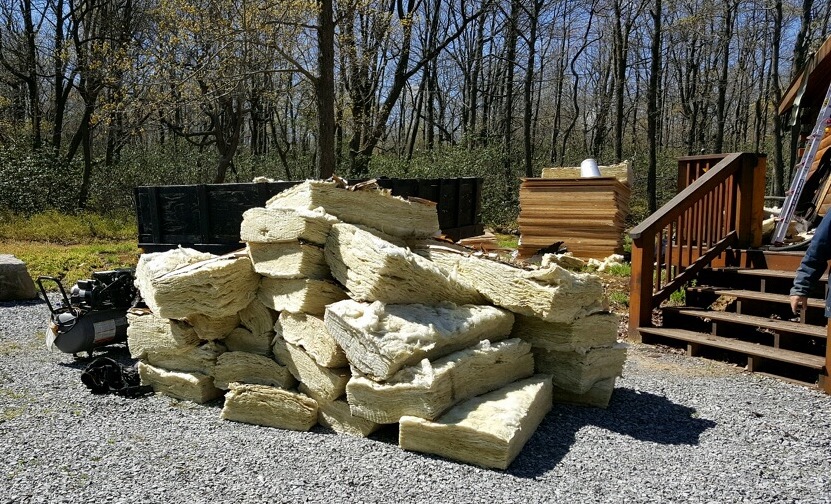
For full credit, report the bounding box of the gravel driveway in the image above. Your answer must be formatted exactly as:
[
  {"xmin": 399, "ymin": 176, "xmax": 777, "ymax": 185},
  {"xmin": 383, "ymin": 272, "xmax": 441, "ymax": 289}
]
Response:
[{"xmin": 2, "ymin": 298, "xmax": 830, "ymax": 503}]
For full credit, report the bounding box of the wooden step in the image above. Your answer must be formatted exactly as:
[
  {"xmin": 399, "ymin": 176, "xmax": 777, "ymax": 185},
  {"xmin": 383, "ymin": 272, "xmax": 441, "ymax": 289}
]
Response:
[
  {"xmin": 638, "ymin": 327, "xmax": 826, "ymax": 370},
  {"xmin": 724, "ymin": 249, "xmax": 808, "ymax": 271},
  {"xmin": 665, "ymin": 307, "xmax": 827, "ymax": 338},
  {"xmin": 687, "ymin": 286, "xmax": 826, "ymax": 309},
  {"xmin": 731, "ymin": 268, "xmax": 828, "ymax": 282}
]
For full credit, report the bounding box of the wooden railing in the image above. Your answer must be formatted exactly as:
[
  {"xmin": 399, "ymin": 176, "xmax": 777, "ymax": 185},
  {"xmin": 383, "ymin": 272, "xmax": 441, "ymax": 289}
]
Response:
[{"xmin": 628, "ymin": 153, "xmax": 767, "ymax": 338}]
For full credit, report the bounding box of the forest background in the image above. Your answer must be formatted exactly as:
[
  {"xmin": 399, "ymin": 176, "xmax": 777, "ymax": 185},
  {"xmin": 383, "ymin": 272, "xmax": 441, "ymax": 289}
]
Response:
[{"xmin": 1, "ymin": 0, "xmax": 830, "ymax": 229}]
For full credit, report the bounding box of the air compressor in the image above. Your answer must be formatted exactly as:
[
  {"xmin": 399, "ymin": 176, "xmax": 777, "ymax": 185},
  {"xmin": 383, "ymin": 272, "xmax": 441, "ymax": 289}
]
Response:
[{"xmin": 37, "ymin": 269, "xmax": 139, "ymax": 357}]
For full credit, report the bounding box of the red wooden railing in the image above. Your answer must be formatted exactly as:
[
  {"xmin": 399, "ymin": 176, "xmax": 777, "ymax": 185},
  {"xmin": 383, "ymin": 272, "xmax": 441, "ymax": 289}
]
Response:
[{"xmin": 628, "ymin": 153, "xmax": 767, "ymax": 338}]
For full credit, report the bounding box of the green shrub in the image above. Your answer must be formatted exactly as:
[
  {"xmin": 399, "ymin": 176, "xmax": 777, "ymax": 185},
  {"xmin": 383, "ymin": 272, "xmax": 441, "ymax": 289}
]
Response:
[
  {"xmin": 0, "ymin": 146, "xmax": 80, "ymax": 214},
  {"xmin": 368, "ymin": 144, "xmax": 520, "ymax": 228}
]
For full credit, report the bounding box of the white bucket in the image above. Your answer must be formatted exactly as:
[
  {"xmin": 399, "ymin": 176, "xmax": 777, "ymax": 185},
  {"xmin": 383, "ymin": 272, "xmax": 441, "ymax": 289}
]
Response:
[{"xmin": 580, "ymin": 158, "xmax": 601, "ymax": 178}]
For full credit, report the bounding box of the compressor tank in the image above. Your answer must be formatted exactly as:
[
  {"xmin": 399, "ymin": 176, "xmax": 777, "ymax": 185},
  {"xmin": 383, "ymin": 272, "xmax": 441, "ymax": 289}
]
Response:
[{"xmin": 47, "ymin": 308, "xmax": 129, "ymax": 355}]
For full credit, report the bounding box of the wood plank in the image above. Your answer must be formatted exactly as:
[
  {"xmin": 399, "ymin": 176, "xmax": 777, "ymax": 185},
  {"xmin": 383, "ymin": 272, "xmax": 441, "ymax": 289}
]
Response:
[
  {"xmin": 540, "ymin": 161, "xmax": 632, "ymax": 183},
  {"xmin": 666, "ymin": 307, "xmax": 827, "ymax": 338},
  {"xmin": 688, "ymin": 286, "xmax": 826, "ymax": 308},
  {"xmin": 731, "ymin": 268, "xmax": 829, "ymax": 282},
  {"xmin": 638, "ymin": 327, "xmax": 826, "ymax": 369}
]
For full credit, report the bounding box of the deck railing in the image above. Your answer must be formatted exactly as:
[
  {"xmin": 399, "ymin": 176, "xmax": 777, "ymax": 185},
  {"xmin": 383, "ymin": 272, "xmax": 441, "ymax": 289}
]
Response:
[{"xmin": 628, "ymin": 153, "xmax": 767, "ymax": 338}]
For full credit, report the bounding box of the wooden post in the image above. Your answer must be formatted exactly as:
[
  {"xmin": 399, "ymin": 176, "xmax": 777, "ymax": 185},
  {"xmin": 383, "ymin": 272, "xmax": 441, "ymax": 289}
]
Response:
[
  {"xmin": 822, "ymin": 323, "xmax": 831, "ymax": 394},
  {"xmin": 733, "ymin": 153, "xmax": 767, "ymax": 248},
  {"xmin": 628, "ymin": 235, "xmax": 655, "ymax": 341},
  {"xmin": 748, "ymin": 154, "xmax": 767, "ymax": 248},
  {"xmin": 734, "ymin": 153, "xmax": 755, "ymax": 247}
]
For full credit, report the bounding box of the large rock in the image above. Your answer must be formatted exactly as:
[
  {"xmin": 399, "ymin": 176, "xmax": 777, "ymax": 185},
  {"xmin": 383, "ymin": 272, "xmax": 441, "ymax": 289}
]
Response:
[
  {"xmin": 266, "ymin": 180, "xmax": 440, "ymax": 239},
  {"xmin": 533, "ymin": 344, "xmax": 627, "ymax": 394},
  {"xmin": 324, "ymin": 223, "xmax": 484, "ymax": 305},
  {"xmin": 247, "ymin": 242, "xmax": 329, "ymax": 279},
  {"xmin": 399, "ymin": 375, "xmax": 553, "ymax": 470},
  {"xmin": 417, "ymin": 242, "xmax": 606, "ymax": 323},
  {"xmin": 240, "ymin": 206, "xmax": 336, "ymax": 245},
  {"xmin": 136, "ymin": 250, "xmax": 260, "ymax": 319},
  {"xmin": 324, "ymin": 300, "xmax": 514, "ymax": 381},
  {"xmin": 258, "ymin": 277, "xmax": 348, "ymax": 315},
  {"xmin": 0, "ymin": 255, "xmax": 37, "ymax": 301},
  {"xmin": 511, "ymin": 313, "xmax": 618, "ymax": 352},
  {"xmin": 275, "ymin": 311, "xmax": 347, "ymax": 368},
  {"xmin": 138, "ymin": 362, "xmax": 223, "ymax": 404},
  {"xmin": 299, "ymin": 384, "xmax": 380, "ymax": 437},
  {"xmin": 213, "ymin": 351, "xmax": 297, "ymax": 390},
  {"xmin": 221, "ymin": 383, "xmax": 318, "ymax": 431},
  {"xmin": 346, "ymin": 339, "xmax": 534, "ymax": 424},
  {"xmin": 272, "ymin": 335, "xmax": 350, "ymax": 401}
]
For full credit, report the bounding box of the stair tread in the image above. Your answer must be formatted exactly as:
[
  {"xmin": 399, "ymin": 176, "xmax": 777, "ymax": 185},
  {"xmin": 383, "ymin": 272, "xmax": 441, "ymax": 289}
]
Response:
[
  {"xmin": 730, "ymin": 268, "xmax": 829, "ymax": 282},
  {"xmin": 638, "ymin": 327, "xmax": 826, "ymax": 369},
  {"xmin": 665, "ymin": 307, "xmax": 827, "ymax": 338},
  {"xmin": 688, "ymin": 286, "xmax": 826, "ymax": 308}
]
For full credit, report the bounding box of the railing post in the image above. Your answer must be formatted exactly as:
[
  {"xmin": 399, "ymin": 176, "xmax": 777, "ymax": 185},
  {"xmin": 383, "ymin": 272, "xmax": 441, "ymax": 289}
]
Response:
[
  {"xmin": 628, "ymin": 234, "xmax": 655, "ymax": 341},
  {"xmin": 821, "ymin": 323, "xmax": 831, "ymax": 394},
  {"xmin": 734, "ymin": 153, "xmax": 767, "ymax": 248}
]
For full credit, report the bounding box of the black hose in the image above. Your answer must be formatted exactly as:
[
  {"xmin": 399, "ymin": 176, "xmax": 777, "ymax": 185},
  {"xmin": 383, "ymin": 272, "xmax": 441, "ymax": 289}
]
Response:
[{"xmin": 767, "ymin": 235, "xmax": 813, "ymax": 251}]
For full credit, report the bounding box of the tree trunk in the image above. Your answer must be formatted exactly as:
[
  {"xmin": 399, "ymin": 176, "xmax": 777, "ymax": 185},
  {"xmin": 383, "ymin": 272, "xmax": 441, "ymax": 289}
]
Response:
[
  {"xmin": 770, "ymin": 0, "xmax": 785, "ymax": 196},
  {"xmin": 612, "ymin": 1, "xmax": 625, "ymax": 163},
  {"xmin": 523, "ymin": 0, "xmax": 542, "ymax": 177},
  {"xmin": 316, "ymin": 0, "xmax": 336, "ymax": 178},
  {"xmin": 21, "ymin": 0, "xmax": 41, "ymax": 150},
  {"xmin": 647, "ymin": 0, "xmax": 662, "ymax": 213},
  {"xmin": 714, "ymin": 1, "xmax": 735, "ymax": 153},
  {"xmin": 791, "ymin": 0, "xmax": 814, "ymax": 81},
  {"xmin": 502, "ymin": 0, "xmax": 519, "ymax": 197},
  {"xmin": 76, "ymin": 106, "xmax": 94, "ymax": 209}
]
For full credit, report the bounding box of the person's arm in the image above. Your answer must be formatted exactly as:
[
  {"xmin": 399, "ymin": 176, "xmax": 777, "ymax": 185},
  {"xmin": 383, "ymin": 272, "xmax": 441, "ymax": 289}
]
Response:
[{"xmin": 790, "ymin": 211, "xmax": 831, "ymax": 313}]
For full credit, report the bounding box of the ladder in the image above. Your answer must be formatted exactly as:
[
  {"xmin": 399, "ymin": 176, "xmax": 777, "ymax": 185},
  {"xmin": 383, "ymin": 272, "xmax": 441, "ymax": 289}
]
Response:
[{"xmin": 772, "ymin": 79, "xmax": 831, "ymax": 245}]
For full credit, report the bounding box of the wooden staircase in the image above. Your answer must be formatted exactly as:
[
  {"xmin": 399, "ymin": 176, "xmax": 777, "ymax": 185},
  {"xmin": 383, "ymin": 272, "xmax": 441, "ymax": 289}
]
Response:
[
  {"xmin": 628, "ymin": 153, "xmax": 831, "ymax": 392},
  {"xmin": 639, "ymin": 263, "xmax": 828, "ymax": 386}
]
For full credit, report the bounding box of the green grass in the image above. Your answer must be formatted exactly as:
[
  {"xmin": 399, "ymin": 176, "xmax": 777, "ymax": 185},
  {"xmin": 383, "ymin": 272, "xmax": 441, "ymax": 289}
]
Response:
[
  {"xmin": 495, "ymin": 233, "xmax": 519, "ymax": 249},
  {"xmin": 607, "ymin": 290, "xmax": 629, "ymax": 308},
  {"xmin": 2, "ymin": 240, "xmax": 140, "ymax": 289},
  {"xmin": 0, "ymin": 210, "xmax": 136, "ymax": 243},
  {"xmin": 668, "ymin": 287, "xmax": 686, "ymax": 305},
  {"xmin": 1, "ymin": 406, "xmax": 25, "ymax": 423},
  {"xmin": 603, "ymin": 262, "xmax": 632, "ymax": 277},
  {"xmin": 0, "ymin": 211, "xmax": 140, "ymax": 289}
]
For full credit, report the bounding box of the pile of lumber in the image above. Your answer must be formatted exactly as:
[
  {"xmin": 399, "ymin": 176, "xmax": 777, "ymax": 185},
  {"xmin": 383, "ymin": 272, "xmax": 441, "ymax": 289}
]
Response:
[
  {"xmin": 128, "ymin": 179, "xmax": 624, "ymax": 470},
  {"xmin": 517, "ymin": 177, "xmax": 631, "ymax": 260}
]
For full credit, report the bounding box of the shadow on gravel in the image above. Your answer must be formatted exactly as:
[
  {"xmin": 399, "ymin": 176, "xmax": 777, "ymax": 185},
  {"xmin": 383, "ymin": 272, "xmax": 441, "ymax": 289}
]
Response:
[
  {"xmin": 55, "ymin": 344, "xmax": 134, "ymax": 370},
  {"xmin": 509, "ymin": 387, "xmax": 717, "ymax": 478}
]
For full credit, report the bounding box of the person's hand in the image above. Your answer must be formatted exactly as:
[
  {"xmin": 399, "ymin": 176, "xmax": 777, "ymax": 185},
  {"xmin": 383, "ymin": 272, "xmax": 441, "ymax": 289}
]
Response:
[{"xmin": 789, "ymin": 295, "xmax": 808, "ymax": 315}]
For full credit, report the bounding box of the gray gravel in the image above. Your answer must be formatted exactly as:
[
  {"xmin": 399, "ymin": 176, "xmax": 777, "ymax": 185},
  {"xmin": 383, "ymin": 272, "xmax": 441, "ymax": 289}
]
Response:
[{"xmin": 1, "ymin": 298, "xmax": 830, "ymax": 504}]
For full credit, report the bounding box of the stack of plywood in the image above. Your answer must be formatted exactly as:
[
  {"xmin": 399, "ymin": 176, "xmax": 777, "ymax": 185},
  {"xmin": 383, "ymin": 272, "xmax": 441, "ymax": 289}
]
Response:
[
  {"xmin": 129, "ymin": 179, "xmax": 624, "ymax": 470},
  {"xmin": 518, "ymin": 165, "xmax": 631, "ymax": 260}
]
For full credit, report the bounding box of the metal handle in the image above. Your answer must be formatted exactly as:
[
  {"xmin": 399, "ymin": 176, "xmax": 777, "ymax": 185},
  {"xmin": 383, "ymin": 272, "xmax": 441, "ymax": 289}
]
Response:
[{"xmin": 36, "ymin": 276, "xmax": 71, "ymax": 315}]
